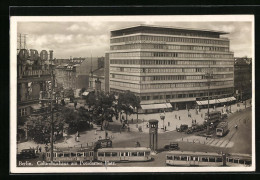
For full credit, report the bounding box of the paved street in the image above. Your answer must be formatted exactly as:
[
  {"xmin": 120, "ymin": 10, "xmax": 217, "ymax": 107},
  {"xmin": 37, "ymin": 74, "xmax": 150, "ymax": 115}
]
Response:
[{"xmin": 17, "ymin": 101, "xmax": 252, "ymax": 167}]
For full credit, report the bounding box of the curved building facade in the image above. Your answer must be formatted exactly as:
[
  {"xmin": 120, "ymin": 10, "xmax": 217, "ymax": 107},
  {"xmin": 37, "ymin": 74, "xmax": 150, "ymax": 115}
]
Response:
[{"xmin": 109, "ymin": 25, "xmax": 234, "ymax": 109}]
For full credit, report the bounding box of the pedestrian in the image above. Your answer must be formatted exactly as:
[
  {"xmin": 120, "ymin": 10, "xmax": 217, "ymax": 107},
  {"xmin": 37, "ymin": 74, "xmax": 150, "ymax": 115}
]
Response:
[
  {"xmin": 195, "ymin": 119, "xmax": 196, "ymax": 124},
  {"xmin": 39, "ymin": 146, "xmax": 42, "ymax": 153},
  {"xmin": 165, "ymin": 126, "xmax": 167, "ymax": 131},
  {"xmin": 105, "ymin": 131, "xmax": 108, "ymax": 139},
  {"xmin": 179, "ymin": 116, "xmax": 181, "ymax": 120}
]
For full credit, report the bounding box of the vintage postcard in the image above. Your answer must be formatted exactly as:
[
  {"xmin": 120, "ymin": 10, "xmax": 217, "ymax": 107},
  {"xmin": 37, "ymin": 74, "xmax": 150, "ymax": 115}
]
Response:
[{"xmin": 10, "ymin": 15, "xmax": 255, "ymax": 173}]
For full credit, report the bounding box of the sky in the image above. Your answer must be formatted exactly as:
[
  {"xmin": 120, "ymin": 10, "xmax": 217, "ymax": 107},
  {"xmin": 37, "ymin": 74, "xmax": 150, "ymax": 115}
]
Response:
[{"xmin": 17, "ymin": 20, "xmax": 253, "ymax": 59}]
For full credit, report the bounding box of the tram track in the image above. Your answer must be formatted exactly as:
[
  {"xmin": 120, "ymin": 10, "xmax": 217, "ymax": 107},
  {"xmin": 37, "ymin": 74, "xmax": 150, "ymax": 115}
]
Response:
[{"xmin": 205, "ymin": 109, "xmax": 248, "ymax": 147}]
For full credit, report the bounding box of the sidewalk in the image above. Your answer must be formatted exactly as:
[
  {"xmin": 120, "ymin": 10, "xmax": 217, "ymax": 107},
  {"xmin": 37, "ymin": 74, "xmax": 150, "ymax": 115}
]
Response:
[
  {"xmin": 123, "ymin": 99, "xmax": 252, "ymax": 134},
  {"xmin": 17, "ymin": 99, "xmax": 251, "ymax": 152}
]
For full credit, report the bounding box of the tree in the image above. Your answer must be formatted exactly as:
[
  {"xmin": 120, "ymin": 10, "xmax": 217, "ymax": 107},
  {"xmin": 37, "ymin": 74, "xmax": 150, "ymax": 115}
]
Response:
[
  {"xmin": 88, "ymin": 92, "xmax": 116, "ymax": 130},
  {"xmin": 64, "ymin": 88, "xmax": 74, "ymax": 102},
  {"xmin": 117, "ymin": 91, "xmax": 141, "ymax": 121},
  {"xmin": 79, "ymin": 87, "xmax": 86, "ymax": 96},
  {"xmin": 85, "ymin": 91, "xmax": 97, "ymax": 108}
]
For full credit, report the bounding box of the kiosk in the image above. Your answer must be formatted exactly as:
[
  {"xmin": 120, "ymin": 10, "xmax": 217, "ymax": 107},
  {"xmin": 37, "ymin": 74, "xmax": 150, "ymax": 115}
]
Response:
[{"xmin": 148, "ymin": 119, "xmax": 158, "ymax": 151}]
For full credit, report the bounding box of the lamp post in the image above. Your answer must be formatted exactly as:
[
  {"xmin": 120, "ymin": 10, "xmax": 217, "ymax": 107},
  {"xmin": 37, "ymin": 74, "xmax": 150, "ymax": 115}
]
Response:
[
  {"xmin": 160, "ymin": 111, "xmax": 165, "ymax": 131},
  {"xmin": 205, "ymin": 64, "xmax": 213, "ymax": 135}
]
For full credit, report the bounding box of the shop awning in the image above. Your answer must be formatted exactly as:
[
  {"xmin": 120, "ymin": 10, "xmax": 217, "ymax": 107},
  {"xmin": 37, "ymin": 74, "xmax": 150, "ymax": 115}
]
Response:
[
  {"xmin": 196, "ymin": 100, "xmax": 208, "ymax": 105},
  {"xmin": 218, "ymin": 98, "xmax": 227, "ymax": 103},
  {"xmin": 82, "ymin": 92, "xmax": 89, "ymax": 96},
  {"xmin": 31, "ymin": 104, "xmax": 42, "ymax": 110},
  {"xmin": 141, "ymin": 103, "xmax": 172, "ymax": 110},
  {"xmin": 197, "ymin": 96, "xmax": 236, "ymax": 106}
]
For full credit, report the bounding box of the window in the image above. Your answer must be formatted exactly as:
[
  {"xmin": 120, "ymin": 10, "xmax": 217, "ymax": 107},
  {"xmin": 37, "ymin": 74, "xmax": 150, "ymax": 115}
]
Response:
[
  {"xmin": 174, "ymin": 156, "xmax": 180, "ymax": 160},
  {"xmin": 245, "ymin": 160, "xmax": 251, "ymax": 165},
  {"xmin": 112, "ymin": 152, "xmax": 117, "ymax": 156},
  {"xmin": 167, "ymin": 155, "xmax": 173, "ymax": 160},
  {"xmin": 105, "ymin": 152, "xmax": 111, "ymax": 157},
  {"xmin": 98, "ymin": 152, "xmax": 104, "ymax": 157},
  {"xmin": 201, "ymin": 157, "xmax": 208, "ymax": 162},
  {"xmin": 131, "ymin": 152, "xmax": 138, "ymax": 156},
  {"xmin": 209, "ymin": 157, "xmax": 215, "ymax": 162},
  {"xmin": 64, "ymin": 152, "xmax": 70, "ymax": 157},
  {"xmin": 191, "ymin": 156, "xmax": 199, "ymax": 161},
  {"xmin": 57, "ymin": 153, "xmax": 63, "ymax": 157},
  {"xmin": 138, "ymin": 152, "xmax": 145, "ymax": 156},
  {"xmin": 216, "ymin": 157, "xmax": 222, "ymax": 162},
  {"xmin": 239, "ymin": 160, "xmax": 245, "ymax": 164},
  {"xmin": 180, "ymin": 156, "xmax": 187, "ymax": 161},
  {"xmin": 71, "ymin": 152, "xmax": 76, "ymax": 157}
]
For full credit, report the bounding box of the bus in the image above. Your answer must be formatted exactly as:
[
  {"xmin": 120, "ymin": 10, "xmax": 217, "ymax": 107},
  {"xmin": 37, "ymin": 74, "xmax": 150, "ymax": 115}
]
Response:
[
  {"xmin": 46, "ymin": 147, "xmax": 94, "ymax": 163},
  {"xmin": 216, "ymin": 121, "xmax": 228, "ymax": 136},
  {"xmin": 97, "ymin": 147, "xmax": 152, "ymax": 162},
  {"xmin": 166, "ymin": 151, "xmax": 224, "ymax": 166}
]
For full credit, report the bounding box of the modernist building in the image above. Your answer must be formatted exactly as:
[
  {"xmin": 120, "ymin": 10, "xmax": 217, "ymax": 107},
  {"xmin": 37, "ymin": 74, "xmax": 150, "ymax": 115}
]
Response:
[{"xmin": 109, "ymin": 25, "xmax": 234, "ymax": 110}]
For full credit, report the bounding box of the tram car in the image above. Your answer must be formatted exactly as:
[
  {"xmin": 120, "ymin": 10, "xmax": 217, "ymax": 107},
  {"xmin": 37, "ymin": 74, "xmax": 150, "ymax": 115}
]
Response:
[
  {"xmin": 226, "ymin": 153, "xmax": 252, "ymax": 167},
  {"xmin": 165, "ymin": 151, "xmax": 252, "ymax": 167},
  {"xmin": 216, "ymin": 121, "xmax": 228, "ymax": 137},
  {"xmin": 97, "ymin": 147, "xmax": 152, "ymax": 162},
  {"xmin": 166, "ymin": 151, "xmax": 224, "ymax": 166},
  {"xmin": 45, "ymin": 147, "xmax": 94, "ymax": 163}
]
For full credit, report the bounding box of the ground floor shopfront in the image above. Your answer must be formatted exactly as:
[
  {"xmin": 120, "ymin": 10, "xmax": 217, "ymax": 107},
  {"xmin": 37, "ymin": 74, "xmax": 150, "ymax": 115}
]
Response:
[{"xmin": 139, "ymin": 96, "xmax": 238, "ymax": 114}]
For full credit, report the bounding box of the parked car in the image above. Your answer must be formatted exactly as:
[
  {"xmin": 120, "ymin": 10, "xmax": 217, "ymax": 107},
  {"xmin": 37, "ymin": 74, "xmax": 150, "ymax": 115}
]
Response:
[
  {"xmin": 177, "ymin": 124, "xmax": 188, "ymax": 132},
  {"xmin": 164, "ymin": 142, "xmax": 179, "ymax": 150},
  {"xmin": 17, "ymin": 149, "xmax": 37, "ymax": 159}
]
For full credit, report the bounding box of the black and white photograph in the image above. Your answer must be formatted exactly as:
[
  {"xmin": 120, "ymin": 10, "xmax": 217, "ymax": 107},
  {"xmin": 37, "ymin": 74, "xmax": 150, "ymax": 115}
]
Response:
[{"xmin": 10, "ymin": 15, "xmax": 255, "ymax": 173}]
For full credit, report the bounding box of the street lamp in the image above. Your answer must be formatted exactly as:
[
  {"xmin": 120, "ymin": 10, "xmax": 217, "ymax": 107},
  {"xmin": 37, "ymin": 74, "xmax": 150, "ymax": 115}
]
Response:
[
  {"xmin": 205, "ymin": 64, "xmax": 213, "ymax": 135},
  {"xmin": 160, "ymin": 111, "xmax": 165, "ymax": 131}
]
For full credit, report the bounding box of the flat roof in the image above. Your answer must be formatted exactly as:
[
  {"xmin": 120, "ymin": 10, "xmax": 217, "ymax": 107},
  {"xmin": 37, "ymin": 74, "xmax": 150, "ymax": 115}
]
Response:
[{"xmin": 111, "ymin": 24, "xmax": 228, "ymax": 35}]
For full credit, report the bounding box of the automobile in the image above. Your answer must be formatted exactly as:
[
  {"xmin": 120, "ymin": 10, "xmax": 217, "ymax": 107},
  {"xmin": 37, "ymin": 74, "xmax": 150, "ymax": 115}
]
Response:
[
  {"xmin": 17, "ymin": 149, "xmax": 37, "ymax": 159},
  {"xmin": 176, "ymin": 124, "xmax": 188, "ymax": 132},
  {"xmin": 191, "ymin": 124, "xmax": 205, "ymax": 132},
  {"xmin": 185, "ymin": 127, "xmax": 193, "ymax": 134},
  {"xmin": 164, "ymin": 142, "xmax": 179, "ymax": 150}
]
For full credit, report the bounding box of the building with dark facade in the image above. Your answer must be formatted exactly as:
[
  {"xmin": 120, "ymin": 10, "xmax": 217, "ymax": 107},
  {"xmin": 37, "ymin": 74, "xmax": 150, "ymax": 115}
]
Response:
[
  {"xmin": 234, "ymin": 57, "xmax": 252, "ymax": 100},
  {"xmin": 17, "ymin": 49, "xmax": 53, "ymax": 118},
  {"xmin": 109, "ymin": 25, "xmax": 235, "ymax": 110}
]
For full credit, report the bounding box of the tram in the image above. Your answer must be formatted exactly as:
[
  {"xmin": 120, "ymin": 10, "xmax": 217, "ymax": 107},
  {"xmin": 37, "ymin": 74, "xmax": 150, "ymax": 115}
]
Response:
[
  {"xmin": 166, "ymin": 151, "xmax": 224, "ymax": 166},
  {"xmin": 97, "ymin": 147, "xmax": 152, "ymax": 162},
  {"xmin": 45, "ymin": 147, "xmax": 94, "ymax": 162},
  {"xmin": 226, "ymin": 153, "xmax": 252, "ymax": 167},
  {"xmin": 46, "ymin": 147, "xmax": 152, "ymax": 163},
  {"xmin": 165, "ymin": 151, "xmax": 252, "ymax": 167},
  {"xmin": 216, "ymin": 121, "xmax": 228, "ymax": 137}
]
